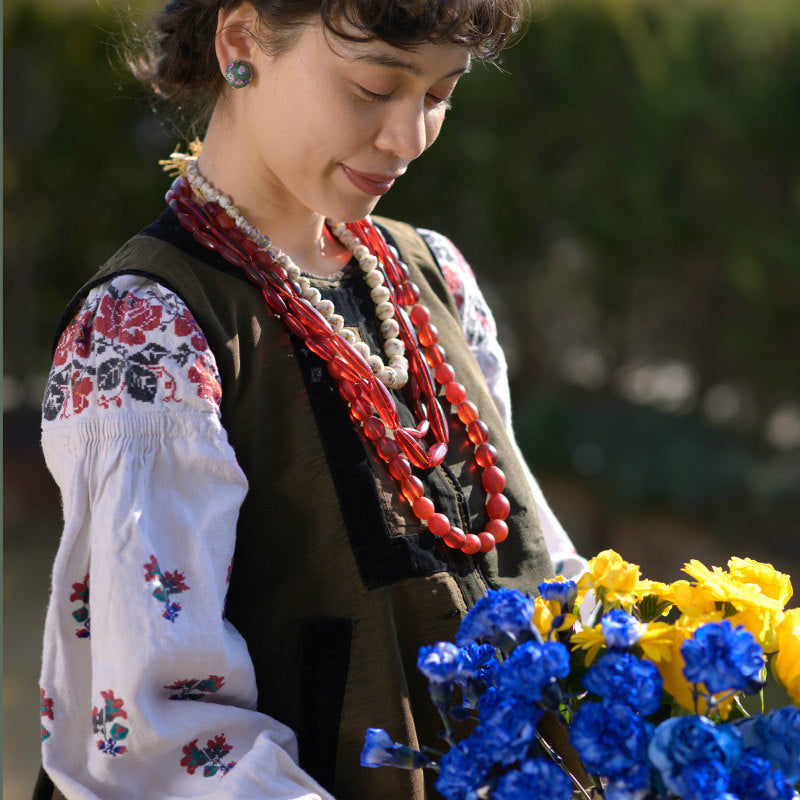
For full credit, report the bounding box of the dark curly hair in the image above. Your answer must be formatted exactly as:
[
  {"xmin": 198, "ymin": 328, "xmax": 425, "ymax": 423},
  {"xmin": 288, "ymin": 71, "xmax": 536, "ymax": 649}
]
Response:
[{"xmin": 130, "ymin": 0, "xmax": 528, "ymax": 135}]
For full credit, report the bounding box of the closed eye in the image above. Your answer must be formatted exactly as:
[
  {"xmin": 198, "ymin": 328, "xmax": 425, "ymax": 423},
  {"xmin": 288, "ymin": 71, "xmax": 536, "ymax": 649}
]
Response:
[{"xmin": 355, "ymin": 84, "xmax": 393, "ymax": 103}]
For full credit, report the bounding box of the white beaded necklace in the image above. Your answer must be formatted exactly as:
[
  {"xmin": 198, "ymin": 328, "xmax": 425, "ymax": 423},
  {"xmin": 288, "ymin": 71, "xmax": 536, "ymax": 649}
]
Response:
[{"xmin": 184, "ymin": 158, "xmax": 409, "ymax": 390}]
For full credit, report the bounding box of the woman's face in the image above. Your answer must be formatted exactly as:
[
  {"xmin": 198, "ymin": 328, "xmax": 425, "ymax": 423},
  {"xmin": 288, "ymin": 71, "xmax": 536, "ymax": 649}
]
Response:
[{"xmin": 219, "ymin": 12, "xmax": 471, "ymax": 222}]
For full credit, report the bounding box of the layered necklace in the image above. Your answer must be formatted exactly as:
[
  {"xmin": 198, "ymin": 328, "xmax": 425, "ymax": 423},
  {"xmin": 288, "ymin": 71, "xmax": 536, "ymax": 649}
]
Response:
[{"xmin": 161, "ymin": 147, "xmax": 510, "ymax": 555}]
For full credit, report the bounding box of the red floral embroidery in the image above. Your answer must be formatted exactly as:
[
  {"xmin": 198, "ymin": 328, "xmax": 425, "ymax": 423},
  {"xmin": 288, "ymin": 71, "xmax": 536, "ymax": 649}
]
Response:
[
  {"xmin": 174, "ymin": 309, "xmax": 208, "ymax": 353},
  {"xmin": 181, "ymin": 733, "xmax": 237, "ymax": 777},
  {"xmin": 53, "ymin": 310, "xmax": 92, "ymax": 367},
  {"xmin": 94, "ymin": 292, "xmax": 163, "ymax": 346},
  {"xmin": 92, "ymin": 690, "xmax": 129, "ymax": 756},
  {"xmin": 40, "ymin": 688, "xmax": 54, "ymax": 742},
  {"xmin": 188, "ymin": 355, "xmax": 222, "ymax": 405},
  {"xmin": 70, "ymin": 373, "xmax": 93, "ymax": 415},
  {"xmin": 70, "ymin": 573, "xmax": 90, "ymax": 638},
  {"xmin": 42, "ymin": 278, "xmax": 223, "ymax": 422}
]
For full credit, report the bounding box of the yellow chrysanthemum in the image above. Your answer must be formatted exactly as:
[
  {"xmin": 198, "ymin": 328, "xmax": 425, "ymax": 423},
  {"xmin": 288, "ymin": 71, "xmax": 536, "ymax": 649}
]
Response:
[
  {"xmin": 683, "ymin": 559, "xmax": 784, "ymax": 652},
  {"xmin": 636, "ymin": 621, "xmax": 676, "ymax": 664},
  {"xmin": 577, "ymin": 549, "xmax": 641, "ymax": 609},
  {"xmin": 660, "ymin": 580, "xmax": 718, "ymax": 617},
  {"xmin": 774, "ymin": 608, "xmax": 800, "ymax": 703},
  {"xmin": 633, "ymin": 579, "xmax": 671, "ymax": 602},
  {"xmin": 570, "ymin": 625, "xmax": 606, "ymax": 666},
  {"xmin": 727, "ymin": 557, "xmax": 793, "ymax": 607},
  {"xmin": 531, "ymin": 596, "xmax": 577, "ymax": 640}
]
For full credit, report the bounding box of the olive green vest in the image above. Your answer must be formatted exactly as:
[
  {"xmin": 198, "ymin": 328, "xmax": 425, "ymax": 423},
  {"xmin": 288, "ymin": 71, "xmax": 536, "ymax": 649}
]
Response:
[{"xmin": 55, "ymin": 211, "xmax": 555, "ymax": 799}]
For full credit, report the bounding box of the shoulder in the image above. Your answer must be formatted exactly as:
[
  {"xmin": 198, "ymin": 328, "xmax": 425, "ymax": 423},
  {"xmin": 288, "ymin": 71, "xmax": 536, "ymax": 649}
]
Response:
[{"xmin": 43, "ymin": 274, "xmax": 222, "ymax": 426}]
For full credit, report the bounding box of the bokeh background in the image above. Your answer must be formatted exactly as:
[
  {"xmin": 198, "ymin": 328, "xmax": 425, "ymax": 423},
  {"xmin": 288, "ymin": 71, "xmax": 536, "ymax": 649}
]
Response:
[{"xmin": 4, "ymin": 0, "xmax": 800, "ymax": 796}]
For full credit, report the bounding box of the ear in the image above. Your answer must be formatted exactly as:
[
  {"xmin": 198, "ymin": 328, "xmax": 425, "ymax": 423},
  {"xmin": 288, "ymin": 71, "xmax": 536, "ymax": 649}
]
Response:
[{"xmin": 215, "ymin": 2, "xmax": 261, "ymax": 76}]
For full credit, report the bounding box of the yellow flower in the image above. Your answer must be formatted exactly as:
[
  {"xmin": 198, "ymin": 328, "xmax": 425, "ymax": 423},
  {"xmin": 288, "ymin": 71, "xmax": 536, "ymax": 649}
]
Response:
[
  {"xmin": 683, "ymin": 559, "xmax": 784, "ymax": 652},
  {"xmin": 774, "ymin": 608, "xmax": 800, "ymax": 703},
  {"xmin": 577, "ymin": 550, "xmax": 641, "ymax": 608},
  {"xmin": 531, "ymin": 596, "xmax": 577, "ymax": 641},
  {"xmin": 636, "ymin": 621, "xmax": 676, "ymax": 664},
  {"xmin": 570, "ymin": 625, "xmax": 606, "ymax": 666},
  {"xmin": 660, "ymin": 580, "xmax": 718, "ymax": 617},
  {"xmin": 727, "ymin": 557, "xmax": 793, "ymax": 607}
]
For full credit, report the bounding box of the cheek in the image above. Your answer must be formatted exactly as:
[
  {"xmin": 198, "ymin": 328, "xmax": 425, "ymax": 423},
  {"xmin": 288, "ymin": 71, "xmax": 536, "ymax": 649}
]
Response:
[{"xmin": 424, "ymin": 113, "xmax": 447, "ymax": 150}]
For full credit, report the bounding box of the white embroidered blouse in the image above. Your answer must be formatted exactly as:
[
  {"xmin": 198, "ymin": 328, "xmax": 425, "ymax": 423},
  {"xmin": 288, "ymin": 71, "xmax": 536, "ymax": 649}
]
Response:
[{"xmin": 39, "ymin": 228, "xmax": 584, "ymax": 799}]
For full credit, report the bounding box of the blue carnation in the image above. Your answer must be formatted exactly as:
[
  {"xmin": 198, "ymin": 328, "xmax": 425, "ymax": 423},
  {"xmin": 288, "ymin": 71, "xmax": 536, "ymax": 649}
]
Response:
[
  {"xmin": 493, "ymin": 758, "xmax": 573, "ymax": 800},
  {"xmin": 417, "ymin": 641, "xmax": 462, "ymax": 685},
  {"xmin": 648, "ymin": 717, "xmax": 743, "ymax": 797},
  {"xmin": 601, "ymin": 608, "xmax": 642, "ymax": 649},
  {"xmin": 677, "ymin": 757, "xmax": 731, "ymax": 800},
  {"xmin": 570, "ymin": 701, "xmax": 651, "ymax": 777},
  {"xmin": 681, "ymin": 620, "xmax": 766, "ymax": 696},
  {"xmin": 455, "ymin": 642, "xmax": 498, "ymax": 708},
  {"xmin": 495, "ymin": 640, "xmax": 570, "ymax": 706},
  {"xmin": 730, "ymin": 748, "xmax": 796, "ymax": 800},
  {"xmin": 537, "ymin": 578, "xmax": 578, "ymax": 607},
  {"xmin": 476, "ymin": 687, "xmax": 543, "ymax": 765},
  {"xmin": 583, "ymin": 651, "xmax": 663, "ymax": 716},
  {"xmin": 737, "ymin": 707, "xmax": 800, "ymax": 782},
  {"xmin": 604, "ymin": 763, "xmax": 653, "ymax": 800},
  {"xmin": 456, "ymin": 588, "xmax": 536, "ymax": 648},
  {"xmin": 360, "ymin": 728, "xmax": 431, "ymax": 769},
  {"xmin": 435, "ymin": 736, "xmax": 492, "ymax": 800}
]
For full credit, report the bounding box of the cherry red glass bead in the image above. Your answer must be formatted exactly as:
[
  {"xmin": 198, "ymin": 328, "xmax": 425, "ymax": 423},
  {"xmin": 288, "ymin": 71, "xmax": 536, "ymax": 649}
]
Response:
[
  {"xmin": 478, "ymin": 531, "xmax": 496, "ymax": 553},
  {"xmin": 481, "ymin": 465, "xmax": 506, "ymax": 494},
  {"xmin": 426, "ymin": 397, "xmax": 450, "ymax": 444},
  {"xmin": 402, "ymin": 476, "xmax": 425, "ymax": 501},
  {"xmin": 425, "ymin": 345, "xmax": 446, "ymax": 368},
  {"xmin": 475, "ymin": 443, "xmax": 498, "ymax": 468},
  {"xmin": 457, "ymin": 401, "xmax": 479, "ymax": 424},
  {"xmin": 434, "ymin": 362, "xmax": 455, "ymax": 385},
  {"xmin": 329, "ymin": 335, "xmax": 373, "ymax": 381},
  {"xmin": 426, "ymin": 442, "xmax": 448, "ymax": 467},
  {"xmin": 218, "ymin": 244, "xmax": 247, "ymax": 269},
  {"xmin": 486, "ymin": 493, "xmax": 511, "ymax": 520},
  {"xmin": 215, "ymin": 211, "xmax": 235, "ymax": 230},
  {"xmin": 467, "ymin": 420, "xmax": 490, "ymax": 445},
  {"xmin": 349, "ymin": 396, "xmax": 374, "ymax": 422},
  {"xmin": 399, "ymin": 280, "xmax": 420, "ymax": 306},
  {"xmin": 262, "ymin": 285, "xmax": 288, "ymax": 315},
  {"xmin": 485, "ymin": 518, "xmax": 508, "ymax": 544},
  {"xmin": 410, "ymin": 350, "xmax": 436, "ymax": 399},
  {"xmin": 416, "ymin": 419, "xmax": 430, "ymax": 438},
  {"xmin": 364, "ymin": 377, "xmax": 400, "ymax": 430},
  {"xmin": 461, "ymin": 534, "xmax": 481, "ymax": 555},
  {"xmin": 376, "ymin": 437, "xmax": 400, "ymax": 462},
  {"xmin": 287, "ymin": 296, "xmax": 334, "ymax": 339},
  {"xmin": 409, "ymin": 304, "xmax": 431, "ymax": 326},
  {"xmin": 427, "ymin": 513, "xmax": 449, "ymax": 537},
  {"xmin": 193, "ymin": 230, "xmax": 218, "ymax": 250},
  {"xmin": 412, "ymin": 496, "xmax": 435, "ymax": 520},
  {"xmin": 443, "ymin": 527, "xmax": 467, "ymax": 550},
  {"xmin": 388, "ymin": 455, "xmax": 412, "ymax": 480},
  {"xmin": 362, "ymin": 417, "xmax": 386, "ymax": 441},
  {"xmin": 338, "ymin": 379, "xmax": 359, "ymax": 403},
  {"xmin": 394, "ymin": 428, "xmax": 429, "ymax": 470},
  {"xmin": 445, "ymin": 382, "xmax": 467, "ymax": 405},
  {"xmin": 328, "ymin": 357, "xmax": 362, "ymax": 383},
  {"xmin": 418, "ymin": 324, "xmax": 439, "ymax": 347},
  {"xmin": 306, "ymin": 336, "xmax": 337, "ymax": 362},
  {"xmin": 282, "ymin": 312, "xmax": 308, "ymax": 339}
]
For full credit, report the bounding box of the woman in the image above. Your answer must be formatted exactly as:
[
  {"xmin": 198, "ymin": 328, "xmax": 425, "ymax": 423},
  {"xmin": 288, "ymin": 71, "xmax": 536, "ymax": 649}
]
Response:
[{"xmin": 37, "ymin": 2, "xmax": 584, "ymax": 798}]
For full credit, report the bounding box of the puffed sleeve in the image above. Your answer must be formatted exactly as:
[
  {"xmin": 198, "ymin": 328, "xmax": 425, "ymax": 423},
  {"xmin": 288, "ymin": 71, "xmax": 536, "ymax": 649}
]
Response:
[
  {"xmin": 39, "ymin": 274, "xmax": 335, "ymax": 799},
  {"xmin": 417, "ymin": 229, "xmax": 589, "ymax": 580}
]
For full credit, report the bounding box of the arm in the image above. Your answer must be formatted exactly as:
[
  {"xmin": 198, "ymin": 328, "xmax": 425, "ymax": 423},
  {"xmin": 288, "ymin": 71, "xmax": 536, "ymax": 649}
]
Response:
[
  {"xmin": 417, "ymin": 229, "xmax": 588, "ymax": 579},
  {"xmin": 40, "ymin": 274, "xmax": 335, "ymax": 799}
]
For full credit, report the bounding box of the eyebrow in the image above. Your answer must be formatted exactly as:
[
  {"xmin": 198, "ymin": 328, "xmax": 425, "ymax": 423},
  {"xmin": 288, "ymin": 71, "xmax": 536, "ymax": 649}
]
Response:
[{"xmin": 352, "ymin": 52, "xmax": 472, "ymax": 79}]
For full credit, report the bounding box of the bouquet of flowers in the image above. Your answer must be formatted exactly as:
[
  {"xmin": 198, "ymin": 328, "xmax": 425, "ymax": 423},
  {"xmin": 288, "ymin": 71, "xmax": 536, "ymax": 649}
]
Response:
[{"xmin": 361, "ymin": 550, "xmax": 800, "ymax": 799}]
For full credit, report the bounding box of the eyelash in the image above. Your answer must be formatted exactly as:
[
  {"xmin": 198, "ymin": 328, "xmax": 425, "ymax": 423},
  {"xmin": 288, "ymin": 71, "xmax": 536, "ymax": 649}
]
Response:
[{"xmin": 356, "ymin": 85, "xmax": 452, "ymax": 109}]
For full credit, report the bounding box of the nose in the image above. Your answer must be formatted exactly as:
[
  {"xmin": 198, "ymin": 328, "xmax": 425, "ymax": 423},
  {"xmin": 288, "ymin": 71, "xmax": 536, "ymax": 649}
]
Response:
[{"xmin": 374, "ymin": 101, "xmax": 433, "ymax": 163}]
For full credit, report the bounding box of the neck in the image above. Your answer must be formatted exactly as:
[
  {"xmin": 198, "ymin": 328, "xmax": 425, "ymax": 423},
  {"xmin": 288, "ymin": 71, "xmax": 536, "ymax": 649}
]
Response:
[{"xmin": 198, "ymin": 113, "xmax": 351, "ymax": 278}]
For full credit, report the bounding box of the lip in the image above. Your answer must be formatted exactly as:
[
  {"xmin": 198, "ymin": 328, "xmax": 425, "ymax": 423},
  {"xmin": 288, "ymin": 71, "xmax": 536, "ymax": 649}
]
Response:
[{"xmin": 341, "ymin": 164, "xmax": 401, "ymax": 196}]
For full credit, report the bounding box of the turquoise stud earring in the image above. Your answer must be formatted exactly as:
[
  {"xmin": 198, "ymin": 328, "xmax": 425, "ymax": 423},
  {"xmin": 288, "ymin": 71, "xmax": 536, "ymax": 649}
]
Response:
[{"xmin": 225, "ymin": 61, "xmax": 254, "ymax": 89}]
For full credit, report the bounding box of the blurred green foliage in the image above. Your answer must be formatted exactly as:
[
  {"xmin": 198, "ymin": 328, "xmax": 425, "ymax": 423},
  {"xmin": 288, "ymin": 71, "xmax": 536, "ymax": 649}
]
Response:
[{"xmin": 4, "ymin": 0, "xmax": 799, "ymax": 525}]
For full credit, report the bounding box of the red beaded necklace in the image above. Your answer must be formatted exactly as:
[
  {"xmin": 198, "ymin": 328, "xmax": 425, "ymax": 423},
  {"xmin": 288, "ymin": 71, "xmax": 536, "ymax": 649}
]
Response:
[{"xmin": 163, "ymin": 161, "xmax": 510, "ymax": 555}]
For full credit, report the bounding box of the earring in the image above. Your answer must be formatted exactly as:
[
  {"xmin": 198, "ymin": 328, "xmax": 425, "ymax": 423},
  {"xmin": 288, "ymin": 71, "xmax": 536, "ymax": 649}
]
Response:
[{"xmin": 225, "ymin": 60, "xmax": 254, "ymax": 89}]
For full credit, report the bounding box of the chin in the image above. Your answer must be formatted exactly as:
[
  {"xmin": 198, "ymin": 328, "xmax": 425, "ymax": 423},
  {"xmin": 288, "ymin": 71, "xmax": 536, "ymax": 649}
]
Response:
[{"xmin": 324, "ymin": 195, "xmax": 383, "ymax": 224}]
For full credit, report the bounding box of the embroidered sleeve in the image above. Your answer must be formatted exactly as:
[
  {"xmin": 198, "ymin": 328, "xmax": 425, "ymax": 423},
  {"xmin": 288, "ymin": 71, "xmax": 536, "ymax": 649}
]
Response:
[
  {"xmin": 417, "ymin": 230, "xmax": 588, "ymax": 579},
  {"xmin": 39, "ymin": 275, "xmax": 334, "ymax": 799}
]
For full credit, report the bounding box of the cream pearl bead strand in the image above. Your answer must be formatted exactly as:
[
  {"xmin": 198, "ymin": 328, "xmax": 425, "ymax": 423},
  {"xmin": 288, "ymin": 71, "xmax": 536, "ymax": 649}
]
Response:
[{"xmin": 184, "ymin": 160, "xmax": 409, "ymax": 390}]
